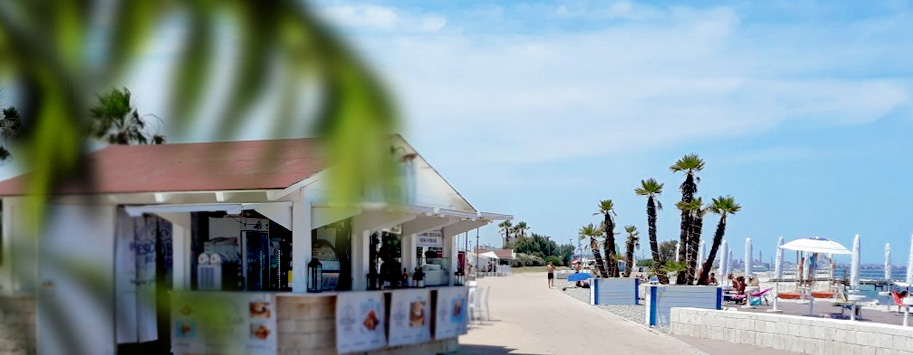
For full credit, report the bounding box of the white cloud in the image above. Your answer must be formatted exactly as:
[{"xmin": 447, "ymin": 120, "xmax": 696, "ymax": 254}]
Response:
[
  {"xmin": 317, "ymin": 4, "xmax": 447, "ymax": 33},
  {"xmin": 321, "ymin": 3, "xmax": 910, "ymax": 167}
]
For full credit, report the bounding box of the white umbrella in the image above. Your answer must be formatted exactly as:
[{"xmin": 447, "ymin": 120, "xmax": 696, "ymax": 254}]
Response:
[
  {"xmin": 728, "ymin": 249, "xmax": 733, "ymax": 278},
  {"xmin": 720, "ymin": 240, "xmax": 729, "ymax": 277},
  {"xmin": 780, "ymin": 236, "xmax": 853, "ymax": 255},
  {"xmin": 851, "ymin": 234, "xmax": 860, "ymax": 288},
  {"xmin": 744, "ymin": 238, "xmax": 752, "ymax": 277},
  {"xmin": 886, "ymin": 243, "xmax": 892, "ymax": 281},
  {"xmin": 774, "ymin": 237, "xmax": 785, "ymax": 279},
  {"xmin": 675, "ymin": 242, "xmax": 681, "ymax": 262},
  {"xmin": 907, "ymin": 234, "xmax": 913, "ymax": 284},
  {"xmin": 771, "ymin": 236, "xmax": 785, "ymax": 313},
  {"xmin": 698, "ymin": 240, "xmax": 706, "ymax": 266}
]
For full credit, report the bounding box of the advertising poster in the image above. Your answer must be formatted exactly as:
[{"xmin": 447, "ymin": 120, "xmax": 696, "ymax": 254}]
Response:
[
  {"xmin": 388, "ymin": 289, "xmax": 431, "ymax": 347},
  {"xmin": 335, "ymin": 291, "xmax": 387, "ymax": 353},
  {"xmin": 171, "ymin": 292, "xmax": 277, "ymax": 354},
  {"xmin": 435, "ymin": 287, "xmax": 469, "ymax": 339}
]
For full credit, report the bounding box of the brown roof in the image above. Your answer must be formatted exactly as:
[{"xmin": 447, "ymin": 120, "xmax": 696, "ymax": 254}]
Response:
[
  {"xmin": 0, "ymin": 138, "xmax": 325, "ymax": 196},
  {"xmin": 493, "ymin": 249, "xmax": 514, "ymax": 259}
]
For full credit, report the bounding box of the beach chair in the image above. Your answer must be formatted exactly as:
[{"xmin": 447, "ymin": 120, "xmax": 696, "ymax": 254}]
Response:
[{"xmin": 468, "ymin": 286, "xmax": 481, "ymax": 323}]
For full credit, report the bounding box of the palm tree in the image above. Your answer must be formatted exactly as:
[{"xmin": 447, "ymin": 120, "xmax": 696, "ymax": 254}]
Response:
[
  {"xmin": 0, "ymin": 106, "xmax": 22, "ymax": 162},
  {"xmin": 697, "ymin": 196, "xmax": 741, "ymax": 285},
  {"xmin": 579, "ymin": 223, "xmax": 609, "ymax": 278},
  {"xmin": 623, "ymin": 225, "xmax": 639, "ymax": 277},
  {"xmin": 670, "ymin": 154, "xmax": 705, "ymax": 284},
  {"xmin": 635, "ymin": 178, "xmax": 668, "ymax": 283},
  {"xmin": 513, "ymin": 221, "xmax": 529, "ymax": 239},
  {"xmin": 676, "ymin": 198, "xmax": 706, "ymax": 284},
  {"xmin": 88, "ymin": 87, "xmax": 165, "ymax": 145},
  {"xmin": 596, "ymin": 200, "xmax": 619, "ymax": 277},
  {"xmin": 499, "ymin": 220, "xmax": 513, "ymax": 248}
]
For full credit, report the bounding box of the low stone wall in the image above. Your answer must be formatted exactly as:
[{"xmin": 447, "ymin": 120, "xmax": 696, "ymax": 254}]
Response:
[
  {"xmin": 669, "ymin": 307, "xmax": 913, "ymax": 355},
  {"xmin": 277, "ymin": 294, "xmax": 458, "ymax": 355},
  {"xmin": 0, "ymin": 295, "xmax": 36, "ymax": 355}
]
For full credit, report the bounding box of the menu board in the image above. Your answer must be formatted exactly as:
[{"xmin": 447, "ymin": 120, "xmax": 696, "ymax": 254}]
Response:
[
  {"xmin": 388, "ymin": 289, "xmax": 432, "ymax": 347},
  {"xmin": 335, "ymin": 291, "xmax": 387, "ymax": 353},
  {"xmin": 435, "ymin": 287, "xmax": 469, "ymax": 339},
  {"xmin": 171, "ymin": 292, "xmax": 277, "ymax": 354}
]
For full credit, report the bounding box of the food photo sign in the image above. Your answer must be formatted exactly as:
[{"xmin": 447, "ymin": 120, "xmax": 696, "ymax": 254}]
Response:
[
  {"xmin": 435, "ymin": 286, "xmax": 469, "ymax": 339},
  {"xmin": 171, "ymin": 292, "xmax": 277, "ymax": 354},
  {"xmin": 335, "ymin": 291, "xmax": 387, "ymax": 353},
  {"xmin": 388, "ymin": 289, "xmax": 432, "ymax": 347}
]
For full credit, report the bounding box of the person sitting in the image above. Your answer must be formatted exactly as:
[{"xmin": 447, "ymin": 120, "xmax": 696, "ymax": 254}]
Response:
[
  {"xmin": 749, "ymin": 276, "xmax": 760, "ymax": 287},
  {"xmin": 708, "ymin": 273, "xmax": 718, "ymax": 286},
  {"xmin": 734, "ymin": 276, "xmax": 747, "ymax": 295}
]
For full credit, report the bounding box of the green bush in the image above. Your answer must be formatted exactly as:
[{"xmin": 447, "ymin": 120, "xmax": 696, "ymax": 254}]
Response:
[
  {"xmin": 545, "ymin": 255, "xmax": 562, "ymax": 266},
  {"xmin": 636, "ymin": 259, "xmax": 654, "ymax": 267},
  {"xmin": 511, "ymin": 252, "xmax": 545, "ymax": 267}
]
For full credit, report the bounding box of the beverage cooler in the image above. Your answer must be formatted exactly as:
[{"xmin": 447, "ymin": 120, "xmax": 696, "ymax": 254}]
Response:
[{"xmin": 243, "ymin": 231, "xmax": 291, "ymax": 291}]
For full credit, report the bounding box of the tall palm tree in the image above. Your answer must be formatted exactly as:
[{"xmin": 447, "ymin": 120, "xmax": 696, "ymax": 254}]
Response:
[
  {"xmin": 670, "ymin": 154, "xmax": 705, "ymax": 284},
  {"xmin": 596, "ymin": 200, "xmax": 619, "ymax": 277},
  {"xmin": 513, "ymin": 221, "xmax": 529, "ymax": 239},
  {"xmin": 623, "ymin": 225, "xmax": 640, "ymax": 277},
  {"xmin": 635, "ymin": 178, "xmax": 667, "ymax": 283},
  {"xmin": 579, "ymin": 223, "xmax": 609, "ymax": 278},
  {"xmin": 698, "ymin": 196, "xmax": 741, "ymax": 285},
  {"xmin": 676, "ymin": 198, "xmax": 706, "ymax": 284},
  {"xmin": 88, "ymin": 87, "xmax": 165, "ymax": 145},
  {"xmin": 499, "ymin": 220, "xmax": 513, "ymax": 248}
]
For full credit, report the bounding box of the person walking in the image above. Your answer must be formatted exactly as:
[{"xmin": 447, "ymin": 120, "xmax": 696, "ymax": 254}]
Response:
[{"xmin": 547, "ymin": 262, "xmax": 556, "ymax": 288}]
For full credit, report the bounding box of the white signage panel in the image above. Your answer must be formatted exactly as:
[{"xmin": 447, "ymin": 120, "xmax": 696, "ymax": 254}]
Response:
[
  {"xmin": 336, "ymin": 291, "xmax": 387, "ymax": 353},
  {"xmin": 435, "ymin": 287, "xmax": 469, "ymax": 339},
  {"xmin": 388, "ymin": 289, "xmax": 432, "ymax": 346}
]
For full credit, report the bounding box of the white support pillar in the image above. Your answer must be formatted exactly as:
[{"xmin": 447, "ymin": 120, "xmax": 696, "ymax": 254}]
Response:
[
  {"xmin": 442, "ymin": 220, "xmax": 488, "ymax": 285},
  {"xmin": 401, "ymin": 216, "xmax": 453, "ymax": 274},
  {"xmin": 158, "ymin": 212, "xmax": 191, "ymax": 291},
  {"xmin": 292, "ymin": 189, "xmax": 312, "ymax": 293},
  {"xmin": 351, "ymin": 210, "xmax": 417, "ymax": 290}
]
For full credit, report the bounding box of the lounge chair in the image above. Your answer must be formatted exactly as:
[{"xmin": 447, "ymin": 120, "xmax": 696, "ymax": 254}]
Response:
[{"xmin": 726, "ymin": 288, "xmax": 772, "ymax": 305}]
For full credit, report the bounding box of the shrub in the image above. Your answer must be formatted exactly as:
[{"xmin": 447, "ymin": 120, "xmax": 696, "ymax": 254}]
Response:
[
  {"xmin": 545, "ymin": 255, "xmax": 562, "ymax": 266},
  {"xmin": 636, "ymin": 259, "xmax": 654, "ymax": 267},
  {"xmin": 511, "ymin": 253, "xmax": 545, "ymax": 267}
]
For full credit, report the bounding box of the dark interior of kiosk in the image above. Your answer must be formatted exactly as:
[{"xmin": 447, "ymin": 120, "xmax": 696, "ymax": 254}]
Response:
[{"xmin": 190, "ymin": 212, "xmax": 452, "ymax": 293}]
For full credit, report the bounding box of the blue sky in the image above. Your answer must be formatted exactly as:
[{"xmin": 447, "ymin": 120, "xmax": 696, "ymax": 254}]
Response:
[
  {"xmin": 4, "ymin": 0, "xmax": 912, "ymax": 264},
  {"xmin": 310, "ymin": 0, "xmax": 913, "ymax": 264}
]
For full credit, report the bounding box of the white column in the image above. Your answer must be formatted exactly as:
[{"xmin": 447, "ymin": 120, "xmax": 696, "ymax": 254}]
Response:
[
  {"xmin": 158, "ymin": 212, "xmax": 191, "ymax": 291},
  {"xmin": 291, "ymin": 189, "xmax": 312, "ymax": 292},
  {"xmin": 442, "ymin": 220, "xmax": 488, "ymax": 285},
  {"xmin": 351, "ymin": 210, "xmax": 417, "ymax": 290}
]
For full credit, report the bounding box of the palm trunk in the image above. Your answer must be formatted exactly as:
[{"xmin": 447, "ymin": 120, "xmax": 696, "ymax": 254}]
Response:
[
  {"xmin": 677, "ymin": 173, "xmax": 696, "ymax": 284},
  {"xmin": 686, "ymin": 214, "xmax": 703, "ymax": 284},
  {"xmin": 625, "ymin": 242, "xmax": 635, "ymax": 277},
  {"xmin": 591, "ymin": 238, "xmax": 609, "ymax": 278},
  {"xmin": 604, "ymin": 216, "xmax": 618, "ymax": 277},
  {"xmin": 646, "ymin": 196, "xmax": 668, "ymax": 284},
  {"xmin": 698, "ymin": 215, "xmax": 726, "ymax": 285}
]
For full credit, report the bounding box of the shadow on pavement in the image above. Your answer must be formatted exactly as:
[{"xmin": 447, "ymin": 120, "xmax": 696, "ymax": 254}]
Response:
[{"xmin": 457, "ymin": 344, "xmax": 542, "ymax": 355}]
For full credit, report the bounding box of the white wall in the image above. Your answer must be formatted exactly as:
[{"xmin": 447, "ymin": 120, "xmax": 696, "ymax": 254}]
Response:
[
  {"xmin": 590, "ymin": 278, "xmax": 639, "ymax": 305},
  {"xmin": 670, "ymin": 307, "xmax": 913, "ymax": 355},
  {"xmin": 37, "ymin": 204, "xmax": 117, "ymax": 355},
  {"xmin": 1, "ymin": 197, "xmax": 38, "ymax": 293}
]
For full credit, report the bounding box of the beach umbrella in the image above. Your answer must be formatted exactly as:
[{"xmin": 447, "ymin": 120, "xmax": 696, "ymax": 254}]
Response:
[
  {"xmin": 886, "ymin": 243, "xmax": 892, "ymax": 281},
  {"xmin": 728, "ymin": 249, "xmax": 733, "ymax": 277},
  {"xmin": 720, "ymin": 240, "xmax": 729, "ymax": 277},
  {"xmin": 907, "ymin": 234, "xmax": 913, "ymax": 284},
  {"xmin": 774, "ymin": 237, "xmax": 784, "ymax": 279},
  {"xmin": 744, "ymin": 238, "xmax": 752, "ymax": 277},
  {"xmin": 567, "ymin": 273, "xmax": 590, "ymax": 282},
  {"xmin": 780, "ymin": 236, "xmax": 852, "ymax": 255},
  {"xmin": 698, "ymin": 240, "xmax": 706, "ymax": 265},
  {"xmin": 851, "ymin": 234, "xmax": 860, "ymax": 287},
  {"xmin": 675, "ymin": 242, "xmax": 680, "ymax": 262}
]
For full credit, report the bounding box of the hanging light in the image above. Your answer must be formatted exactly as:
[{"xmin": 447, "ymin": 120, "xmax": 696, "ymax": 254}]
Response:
[{"xmin": 307, "ymin": 258, "xmax": 323, "ymax": 293}]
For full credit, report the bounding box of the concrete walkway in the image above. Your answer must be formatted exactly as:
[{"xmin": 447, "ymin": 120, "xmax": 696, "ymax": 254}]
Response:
[
  {"xmin": 459, "ymin": 273, "xmax": 705, "ymax": 355},
  {"xmin": 459, "ymin": 273, "xmax": 796, "ymax": 355}
]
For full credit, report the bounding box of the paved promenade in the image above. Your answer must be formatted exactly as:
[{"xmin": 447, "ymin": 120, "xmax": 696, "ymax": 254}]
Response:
[
  {"xmin": 459, "ymin": 273, "xmax": 705, "ymax": 354},
  {"xmin": 459, "ymin": 272, "xmax": 795, "ymax": 355}
]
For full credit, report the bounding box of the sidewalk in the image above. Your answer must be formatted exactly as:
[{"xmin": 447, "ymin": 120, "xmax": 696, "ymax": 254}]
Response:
[
  {"xmin": 459, "ymin": 273, "xmax": 795, "ymax": 355},
  {"xmin": 459, "ymin": 273, "xmax": 705, "ymax": 354}
]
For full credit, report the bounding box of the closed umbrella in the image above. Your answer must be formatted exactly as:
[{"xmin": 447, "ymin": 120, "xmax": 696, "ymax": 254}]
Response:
[
  {"xmin": 851, "ymin": 234, "xmax": 860, "ymax": 288},
  {"xmin": 728, "ymin": 249, "xmax": 733, "ymax": 279},
  {"xmin": 907, "ymin": 234, "xmax": 913, "ymax": 284},
  {"xmin": 774, "ymin": 237, "xmax": 785, "ymax": 279},
  {"xmin": 771, "ymin": 236, "xmax": 785, "ymax": 312},
  {"xmin": 745, "ymin": 238, "xmax": 752, "ymax": 277},
  {"xmin": 675, "ymin": 242, "xmax": 681, "ymax": 262},
  {"xmin": 720, "ymin": 240, "xmax": 729, "ymax": 278},
  {"xmin": 886, "ymin": 243, "xmax": 892, "ymax": 281},
  {"xmin": 698, "ymin": 240, "xmax": 706, "ymax": 266}
]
